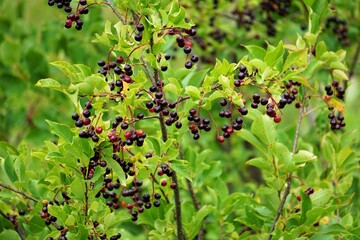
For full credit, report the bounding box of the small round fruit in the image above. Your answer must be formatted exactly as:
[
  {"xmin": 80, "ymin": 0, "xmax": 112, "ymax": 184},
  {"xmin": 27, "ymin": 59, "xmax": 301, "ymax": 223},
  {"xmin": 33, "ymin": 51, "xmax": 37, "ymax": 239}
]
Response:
[
  {"xmin": 274, "ymin": 116, "xmax": 282, "ymax": 123},
  {"xmin": 95, "ymin": 126, "xmax": 103, "ymax": 134},
  {"xmin": 161, "ymin": 180, "xmax": 167, "ymax": 187}
]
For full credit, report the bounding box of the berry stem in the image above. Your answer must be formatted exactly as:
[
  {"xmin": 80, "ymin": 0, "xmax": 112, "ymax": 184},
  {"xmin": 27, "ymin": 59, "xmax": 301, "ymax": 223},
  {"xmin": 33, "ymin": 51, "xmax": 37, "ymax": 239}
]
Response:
[
  {"xmin": 268, "ymin": 92, "xmax": 306, "ymax": 240},
  {"xmin": 0, "ymin": 183, "xmax": 39, "ymax": 202}
]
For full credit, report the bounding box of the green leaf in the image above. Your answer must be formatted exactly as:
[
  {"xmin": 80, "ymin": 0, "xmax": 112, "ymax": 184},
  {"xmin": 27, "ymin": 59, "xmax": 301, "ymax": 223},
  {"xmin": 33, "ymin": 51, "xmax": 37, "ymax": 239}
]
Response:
[
  {"xmin": 271, "ymin": 142, "xmax": 294, "ymax": 172},
  {"xmin": 171, "ymin": 160, "xmax": 191, "ymax": 181},
  {"xmin": 300, "ymin": 191, "xmax": 312, "ymax": 224},
  {"xmin": 238, "ymin": 129, "xmax": 267, "ymax": 156},
  {"xmin": 185, "ymin": 86, "xmax": 201, "ymax": 100},
  {"xmin": 0, "ymin": 230, "xmax": 21, "ymax": 240},
  {"xmin": 251, "ymin": 115, "xmax": 275, "ymax": 146},
  {"xmin": 283, "ymin": 49, "xmax": 307, "ymax": 71},
  {"xmin": 46, "ymin": 120, "xmax": 74, "ymax": 144},
  {"xmin": 65, "ymin": 214, "xmax": 76, "ymax": 226},
  {"xmin": 70, "ymin": 178, "xmax": 84, "ymax": 200},
  {"xmin": 264, "ymin": 41, "xmax": 284, "ymax": 68},
  {"xmin": 293, "ymin": 150, "xmax": 317, "ymax": 164},
  {"xmin": 246, "ymin": 157, "xmax": 272, "ymax": 171},
  {"xmin": 333, "ymin": 69, "xmax": 348, "ymax": 81},
  {"xmin": 51, "ymin": 61, "xmax": 79, "ymax": 83},
  {"xmin": 48, "ymin": 205, "xmax": 67, "ymax": 223},
  {"xmin": 35, "ymin": 78, "xmax": 62, "ymax": 90},
  {"xmin": 311, "ymin": 189, "xmax": 331, "ymax": 207},
  {"xmin": 187, "ymin": 205, "xmax": 213, "ymax": 239},
  {"xmin": 244, "ymin": 45, "xmax": 266, "ymax": 59},
  {"xmin": 106, "ymin": 159, "xmax": 126, "ymax": 187}
]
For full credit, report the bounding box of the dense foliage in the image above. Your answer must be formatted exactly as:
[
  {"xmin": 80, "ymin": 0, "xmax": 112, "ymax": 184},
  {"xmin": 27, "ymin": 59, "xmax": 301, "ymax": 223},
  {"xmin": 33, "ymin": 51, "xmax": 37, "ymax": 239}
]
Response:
[{"xmin": 0, "ymin": 0, "xmax": 359, "ymax": 239}]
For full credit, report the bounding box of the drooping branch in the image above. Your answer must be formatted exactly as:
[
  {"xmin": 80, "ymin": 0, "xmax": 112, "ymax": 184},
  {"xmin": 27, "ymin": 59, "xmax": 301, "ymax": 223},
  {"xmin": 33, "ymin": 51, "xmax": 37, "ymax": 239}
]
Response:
[{"xmin": 0, "ymin": 183, "xmax": 39, "ymax": 202}]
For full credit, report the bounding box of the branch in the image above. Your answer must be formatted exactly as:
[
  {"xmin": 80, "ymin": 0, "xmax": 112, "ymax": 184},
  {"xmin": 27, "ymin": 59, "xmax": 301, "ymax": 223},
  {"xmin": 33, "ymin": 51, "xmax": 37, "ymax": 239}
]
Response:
[
  {"xmin": 84, "ymin": 182, "xmax": 89, "ymax": 224},
  {"xmin": 141, "ymin": 56, "xmax": 156, "ymax": 85},
  {"xmin": 104, "ymin": 1, "xmax": 125, "ymax": 24},
  {"xmin": 149, "ymin": 36, "xmax": 186, "ymax": 240},
  {"xmin": 268, "ymin": 94, "xmax": 307, "ymax": 240},
  {"xmin": 0, "ymin": 183, "xmax": 39, "ymax": 202},
  {"xmin": 347, "ymin": 40, "xmax": 360, "ymax": 84}
]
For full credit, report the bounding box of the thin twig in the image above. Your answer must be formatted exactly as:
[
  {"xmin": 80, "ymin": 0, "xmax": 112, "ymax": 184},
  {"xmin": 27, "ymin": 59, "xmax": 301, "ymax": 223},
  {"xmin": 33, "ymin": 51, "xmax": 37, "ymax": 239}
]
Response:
[
  {"xmin": 141, "ymin": 56, "xmax": 156, "ymax": 85},
  {"xmin": 0, "ymin": 183, "xmax": 39, "ymax": 202},
  {"xmin": 268, "ymin": 94, "xmax": 307, "ymax": 240},
  {"xmin": 104, "ymin": 1, "xmax": 125, "ymax": 24}
]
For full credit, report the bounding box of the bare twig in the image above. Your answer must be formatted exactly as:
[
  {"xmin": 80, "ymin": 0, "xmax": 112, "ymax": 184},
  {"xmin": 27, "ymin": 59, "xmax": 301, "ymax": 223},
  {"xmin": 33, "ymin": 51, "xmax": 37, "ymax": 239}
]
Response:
[
  {"xmin": 0, "ymin": 183, "xmax": 39, "ymax": 202},
  {"xmin": 268, "ymin": 94, "xmax": 307, "ymax": 240}
]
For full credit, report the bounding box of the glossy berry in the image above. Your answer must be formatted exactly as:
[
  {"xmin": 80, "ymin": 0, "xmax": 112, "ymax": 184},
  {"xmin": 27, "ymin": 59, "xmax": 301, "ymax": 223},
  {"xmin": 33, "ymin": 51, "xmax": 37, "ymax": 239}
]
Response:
[
  {"xmin": 136, "ymin": 23, "xmax": 144, "ymax": 32},
  {"xmin": 274, "ymin": 116, "xmax": 282, "ymax": 123},
  {"xmin": 161, "ymin": 180, "xmax": 167, "ymax": 187},
  {"xmin": 220, "ymin": 98, "xmax": 227, "ymax": 106},
  {"xmin": 154, "ymin": 200, "xmax": 160, "ymax": 207},
  {"xmin": 191, "ymin": 55, "xmax": 199, "ymax": 63},
  {"xmin": 185, "ymin": 61, "xmax": 193, "ymax": 69},
  {"xmin": 217, "ymin": 135, "xmax": 225, "ymax": 143},
  {"xmin": 170, "ymin": 182, "xmax": 177, "ymax": 189}
]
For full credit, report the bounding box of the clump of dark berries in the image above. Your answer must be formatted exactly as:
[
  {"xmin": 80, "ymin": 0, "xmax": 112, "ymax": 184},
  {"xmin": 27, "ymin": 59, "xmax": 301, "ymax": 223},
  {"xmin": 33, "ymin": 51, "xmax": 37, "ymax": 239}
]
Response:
[{"xmin": 325, "ymin": 16, "xmax": 350, "ymax": 46}]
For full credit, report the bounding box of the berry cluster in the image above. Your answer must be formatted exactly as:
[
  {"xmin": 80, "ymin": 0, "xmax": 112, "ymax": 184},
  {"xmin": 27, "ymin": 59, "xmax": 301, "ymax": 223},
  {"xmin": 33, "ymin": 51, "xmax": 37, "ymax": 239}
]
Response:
[
  {"xmin": 47, "ymin": 0, "xmax": 89, "ymax": 30},
  {"xmin": 232, "ymin": 7, "xmax": 256, "ymax": 31},
  {"xmin": 145, "ymin": 82, "xmax": 182, "ymax": 128},
  {"xmin": 97, "ymin": 56, "xmax": 135, "ymax": 93},
  {"xmin": 234, "ymin": 65, "xmax": 249, "ymax": 87},
  {"xmin": 324, "ymin": 81, "xmax": 345, "ymax": 100},
  {"xmin": 107, "ymin": 117, "xmax": 147, "ymax": 153},
  {"xmin": 323, "ymin": 81, "xmax": 346, "ymax": 130},
  {"xmin": 278, "ymin": 80, "xmax": 301, "ymax": 109},
  {"xmin": 328, "ymin": 112, "xmax": 345, "ymax": 130},
  {"xmin": 260, "ymin": 0, "xmax": 292, "ymax": 36},
  {"xmin": 325, "ymin": 16, "xmax": 350, "ymax": 46},
  {"xmin": 217, "ymin": 99, "xmax": 244, "ymax": 142},
  {"xmin": 40, "ymin": 199, "xmax": 69, "ymax": 240},
  {"xmin": 158, "ymin": 163, "xmax": 177, "ymax": 189},
  {"xmin": 187, "ymin": 109, "xmax": 211, "ymax": 140},
  {"xmin": 71, "ymin": 101, "xmax": 101, "ymax": 143},
  {"xmin": 167, "ymin": 27, "xmax": 199, "ymax": 69}
]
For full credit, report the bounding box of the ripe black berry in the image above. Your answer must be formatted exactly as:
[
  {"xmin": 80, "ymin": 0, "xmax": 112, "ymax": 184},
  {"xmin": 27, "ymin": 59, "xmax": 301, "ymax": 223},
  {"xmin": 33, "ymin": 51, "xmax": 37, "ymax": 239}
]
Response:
[
  {"xmin": 190, "ymin": 56, "xmax": 199, "ymax": 63},
  {"xmin": 136, "ymin": 23, "xmax": 144, "ymax": 32},
  {"xmin": 220, "ymin": 98, "xmax": 227, "ymax": 106},
  {"xmin": 185, "ymin": 61, "xmax": 193, "ymax": 69}
]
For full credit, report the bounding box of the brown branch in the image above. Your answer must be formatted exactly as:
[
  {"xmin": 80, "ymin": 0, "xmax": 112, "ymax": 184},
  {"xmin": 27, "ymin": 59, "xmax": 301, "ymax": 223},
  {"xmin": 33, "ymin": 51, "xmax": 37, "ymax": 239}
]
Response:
[
  {"xmin": 0, "ymin": 183, "xmax": 39, "ymax": 202},
  {"xmin": 84, "ymin": 182, "xmax": 89, "ymax": 224},
  {"xmin": 268, "ymin": 94, "xmax": 307, "ymax": 240},
  {"xmin": 149, "ymin": 35, "xmax": 186, "ymax": 240},
  {"xmin": 141, "ymin": 56, "xmax": 156, "ymax": 85},
  {"xmin": 104, "ymin": 1, "xmax": 125, "ymax": 24},
  {"xmin": 348, "ymin": 40, "xmax": 360, "ymax": 80}
]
